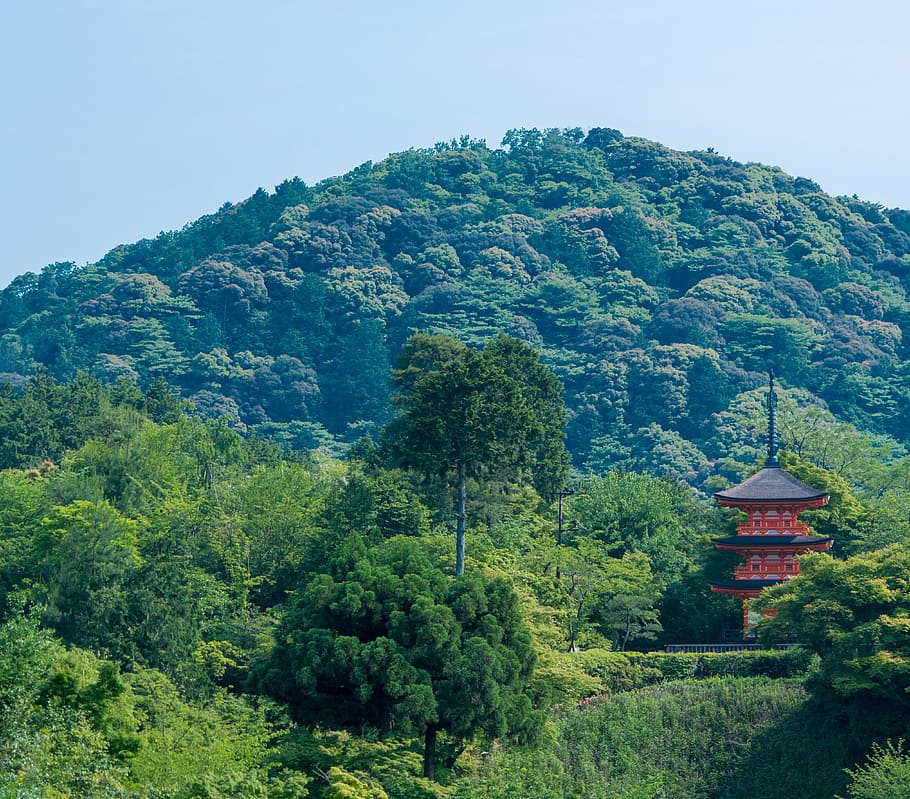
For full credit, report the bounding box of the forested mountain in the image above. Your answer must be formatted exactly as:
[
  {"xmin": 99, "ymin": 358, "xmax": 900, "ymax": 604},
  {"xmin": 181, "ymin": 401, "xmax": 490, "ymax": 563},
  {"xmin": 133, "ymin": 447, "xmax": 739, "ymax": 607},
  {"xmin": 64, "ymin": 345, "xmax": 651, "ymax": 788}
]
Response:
[
  {"xmin": 3, "ymin": 129, "xmax": 910, "ymax": 798},
  {"xmin": 3, "ymin": 127, "xmax": 910, "ymax": 483}
]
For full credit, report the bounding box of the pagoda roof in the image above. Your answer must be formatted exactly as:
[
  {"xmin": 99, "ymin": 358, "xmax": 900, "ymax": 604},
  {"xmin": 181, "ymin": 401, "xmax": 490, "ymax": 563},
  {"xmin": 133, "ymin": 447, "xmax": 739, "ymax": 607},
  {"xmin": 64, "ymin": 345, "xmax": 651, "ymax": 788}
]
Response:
[
  {"xmin": 713, "ymin": 535, "xmax": 832, "ymax": 548},
  {"xmin": 709, "ymin": 579, "xmax": 783, "ymax": 589},
  {"xmin": 714, "ymin": 466, "xmax": 829, "ymax": 505},
  {"xmin": 708, "ymin": 579, "xmax": 784, "ymax": 595}
]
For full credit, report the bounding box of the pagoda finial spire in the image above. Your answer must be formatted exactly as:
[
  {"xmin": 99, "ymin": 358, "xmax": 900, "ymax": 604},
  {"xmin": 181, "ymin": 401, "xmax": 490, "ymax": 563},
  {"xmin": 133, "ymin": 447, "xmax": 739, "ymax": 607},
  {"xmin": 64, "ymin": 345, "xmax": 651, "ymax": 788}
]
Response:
[{"xmin": 767, "ymin": 369, "xmax": 780, "ymax": 467}]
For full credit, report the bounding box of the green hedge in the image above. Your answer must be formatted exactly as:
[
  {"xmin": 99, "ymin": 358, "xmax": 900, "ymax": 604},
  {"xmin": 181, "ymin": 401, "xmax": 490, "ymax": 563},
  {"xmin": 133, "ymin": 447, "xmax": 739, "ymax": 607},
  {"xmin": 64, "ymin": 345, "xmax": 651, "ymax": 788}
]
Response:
[
  {"xmin": 573, "ymin": 648, "xmax": 816, "ymax": 695},
  {"xmin": 535, "ymin": 647, "xmax": 817, "ymax": 706},
  {"xmin": 637, "ymin": 648, "xmax": 815, "ymax": 680}
]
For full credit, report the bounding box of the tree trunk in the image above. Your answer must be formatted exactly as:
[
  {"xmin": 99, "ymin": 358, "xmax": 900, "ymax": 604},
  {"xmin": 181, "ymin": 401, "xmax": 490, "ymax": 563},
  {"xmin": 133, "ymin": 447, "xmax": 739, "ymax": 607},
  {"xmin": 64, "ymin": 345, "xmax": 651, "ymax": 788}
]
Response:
[
  {"xmin": 423, "ymin": 725, "xmax": 437, "ymax": 781},
  {"xmin": 620, "ymin": 610, "xmax": 632, "ymax": 651},
  {"xmin": 455, "ymin": 461, "xmax": 467, "ymax": 576}
]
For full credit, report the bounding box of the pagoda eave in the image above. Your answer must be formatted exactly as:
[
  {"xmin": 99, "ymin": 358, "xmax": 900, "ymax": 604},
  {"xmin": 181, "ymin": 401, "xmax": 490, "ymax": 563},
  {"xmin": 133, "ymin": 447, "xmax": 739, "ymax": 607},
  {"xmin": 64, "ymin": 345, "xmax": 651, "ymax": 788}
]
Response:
[
  {"xmin": 713, "ymin": 463, "xmax": 831, "ymax": 508},
  {"xmin": 709, "ymin": 579, "xmax": 782, "ymax": 600},
  {"xmin": 715, "ymin": 495, "xmax": 829, "ymax": 510},
  {"xmin": 713, "ymin": 536, "xmax": 832, "ymax": 552}
]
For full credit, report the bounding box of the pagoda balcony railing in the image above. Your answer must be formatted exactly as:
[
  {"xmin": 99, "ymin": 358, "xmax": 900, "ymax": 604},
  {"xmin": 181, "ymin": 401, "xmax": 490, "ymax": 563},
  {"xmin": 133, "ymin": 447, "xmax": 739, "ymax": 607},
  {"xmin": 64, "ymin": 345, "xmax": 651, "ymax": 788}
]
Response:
[
  {"xmin": 735, "ymin": 521, "xmax": 811, "ymax": 536},
  {"xmin": 732, "ymin": 568, "xmax": 792, "ymax": 580}
]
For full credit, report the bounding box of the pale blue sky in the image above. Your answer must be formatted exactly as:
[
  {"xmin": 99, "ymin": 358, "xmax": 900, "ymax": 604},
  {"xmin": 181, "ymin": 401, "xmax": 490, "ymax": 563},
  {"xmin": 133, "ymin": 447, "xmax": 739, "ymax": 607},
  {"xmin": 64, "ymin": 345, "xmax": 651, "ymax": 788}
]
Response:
[{"xmin": 1, "ymin": 0, "xmax": 908, "ymax": 287}]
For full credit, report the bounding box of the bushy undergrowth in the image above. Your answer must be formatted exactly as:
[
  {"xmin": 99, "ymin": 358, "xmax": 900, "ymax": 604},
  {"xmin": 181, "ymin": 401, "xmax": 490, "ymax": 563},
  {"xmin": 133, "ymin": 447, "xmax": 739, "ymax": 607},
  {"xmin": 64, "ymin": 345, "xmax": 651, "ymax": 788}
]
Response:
[
  {"xmin": 840, "ymin": 740, "xmax": 910, "ymax": 799},
  {"xmin": 457, "ymin": 677, "xmax": 856, "ymax": 799}
]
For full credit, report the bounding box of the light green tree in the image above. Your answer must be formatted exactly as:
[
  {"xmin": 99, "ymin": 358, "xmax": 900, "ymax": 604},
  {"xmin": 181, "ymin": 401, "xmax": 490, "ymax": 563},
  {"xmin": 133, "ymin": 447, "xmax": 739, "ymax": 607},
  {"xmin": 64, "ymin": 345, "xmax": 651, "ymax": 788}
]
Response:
[
  {"xmin": 840, "ymin": 740, "xmax": 910, "ymax": 799},
  {"xmin": 34, "ymin": 499, "xmax": 141, "ymax": 652},
  {"xmin": 757, "ymin": 544, "xmax": 910, "ymax": 734}
]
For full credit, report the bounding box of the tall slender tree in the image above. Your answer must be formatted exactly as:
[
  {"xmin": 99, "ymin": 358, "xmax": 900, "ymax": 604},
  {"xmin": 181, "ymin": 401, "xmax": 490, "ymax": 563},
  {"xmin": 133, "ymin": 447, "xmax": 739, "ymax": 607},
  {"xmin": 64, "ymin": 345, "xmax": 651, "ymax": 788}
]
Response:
[{"xmin": 385, "ymin": 334, "xmax": 567, "ymax": 575}]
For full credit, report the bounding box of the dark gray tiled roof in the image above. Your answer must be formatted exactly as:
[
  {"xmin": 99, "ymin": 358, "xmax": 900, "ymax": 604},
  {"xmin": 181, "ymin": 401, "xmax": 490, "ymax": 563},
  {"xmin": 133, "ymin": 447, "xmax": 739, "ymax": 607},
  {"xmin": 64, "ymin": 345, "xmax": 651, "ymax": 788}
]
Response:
[
  {"xmin": 713, "ymin": 535, "xmax": 831, "ymax": 547},
  {"xmin": 708, "ymin": 579, "xmax": 784, "ymax": 590},
  {"xmin": 714, "ymin": 467, "xmax": 828, "ymax": 503}
]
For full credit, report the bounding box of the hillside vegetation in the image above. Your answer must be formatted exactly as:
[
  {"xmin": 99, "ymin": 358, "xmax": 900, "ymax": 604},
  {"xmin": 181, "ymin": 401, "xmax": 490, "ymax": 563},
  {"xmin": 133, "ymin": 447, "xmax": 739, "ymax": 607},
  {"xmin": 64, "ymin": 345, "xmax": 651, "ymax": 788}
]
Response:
[
  {"xmin": 2, "ymin": 128, "xmax": 910, "ymax": 482},
  {"xmin": 2, "ymin": 129, "xmax": 910, "ymax": 798},
  {"xmin": 0, "ymin": 337, "xmax": 907, "ymax": 798}
]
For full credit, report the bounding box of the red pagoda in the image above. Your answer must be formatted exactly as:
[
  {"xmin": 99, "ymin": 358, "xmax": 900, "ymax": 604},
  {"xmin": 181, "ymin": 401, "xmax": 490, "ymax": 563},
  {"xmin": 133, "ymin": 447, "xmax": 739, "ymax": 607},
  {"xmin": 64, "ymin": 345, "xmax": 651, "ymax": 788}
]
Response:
[{"xmin": 709, "ymin": 374, "xmax": 831, "ymax": 635}]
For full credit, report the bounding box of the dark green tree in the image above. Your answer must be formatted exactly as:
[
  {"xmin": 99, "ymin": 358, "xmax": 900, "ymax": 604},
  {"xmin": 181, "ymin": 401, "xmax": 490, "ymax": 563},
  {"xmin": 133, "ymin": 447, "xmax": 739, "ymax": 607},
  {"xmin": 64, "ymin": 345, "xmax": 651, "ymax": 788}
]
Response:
[
  {"xmin": 256, "ymin": 536, "xmax": 541, "ymax": 781},
  {"xmin": 142, "ymin": 376, "xmax": 183, "ymax": 423},
  {"xmin": 483, "ymin": 333, "xmax": 570, "ymax": 498},
  {"xmin": 386, "ymin": 334, "xmax": 567, "ymax": 574}
]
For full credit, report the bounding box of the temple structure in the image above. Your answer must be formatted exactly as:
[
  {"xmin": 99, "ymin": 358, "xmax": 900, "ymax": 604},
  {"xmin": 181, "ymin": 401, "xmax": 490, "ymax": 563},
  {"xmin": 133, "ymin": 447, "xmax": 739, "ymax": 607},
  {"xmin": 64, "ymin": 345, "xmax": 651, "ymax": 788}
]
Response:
[{"xmin": 709, "ymin": 374, "xmax": 832, "ymax": 635}]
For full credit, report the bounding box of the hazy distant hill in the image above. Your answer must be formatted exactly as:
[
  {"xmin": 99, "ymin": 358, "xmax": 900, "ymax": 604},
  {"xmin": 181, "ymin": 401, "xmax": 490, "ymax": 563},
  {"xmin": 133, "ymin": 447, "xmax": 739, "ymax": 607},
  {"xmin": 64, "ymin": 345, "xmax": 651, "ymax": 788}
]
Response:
[{"xmin": 2, "ymin": 127, "xmax": 909, "ymax": 477}]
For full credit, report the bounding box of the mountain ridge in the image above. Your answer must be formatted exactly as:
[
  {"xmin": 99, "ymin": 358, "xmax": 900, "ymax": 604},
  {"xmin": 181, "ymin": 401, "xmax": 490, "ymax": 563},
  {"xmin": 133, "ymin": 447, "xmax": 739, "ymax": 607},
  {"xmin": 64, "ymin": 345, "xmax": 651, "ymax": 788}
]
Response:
[{"xmin": 3, "ymin": 127, "xmax": 909, "ymax": 481}]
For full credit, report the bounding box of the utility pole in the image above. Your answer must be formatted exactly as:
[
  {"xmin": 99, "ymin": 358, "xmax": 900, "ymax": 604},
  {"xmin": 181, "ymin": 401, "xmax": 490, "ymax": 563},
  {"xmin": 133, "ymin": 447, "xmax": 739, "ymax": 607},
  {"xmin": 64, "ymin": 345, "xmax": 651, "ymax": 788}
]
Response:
[{"xmin": 555, "ymin": 486, "xmax": 574, "ymax": 579}]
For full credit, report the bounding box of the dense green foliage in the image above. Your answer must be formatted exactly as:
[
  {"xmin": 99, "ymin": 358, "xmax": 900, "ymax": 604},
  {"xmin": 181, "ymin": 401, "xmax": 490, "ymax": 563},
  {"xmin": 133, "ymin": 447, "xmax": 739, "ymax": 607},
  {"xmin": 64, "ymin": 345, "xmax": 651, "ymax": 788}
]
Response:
[
  {"xmin": 0, "ymin": 369, "xmax": 905, "ymax": 797},
  {"xmin": 458, "ymin": 678, "xmax": 858, "ymax": 799},
  {"xmin": 758, "ymin": 545, "xmax": 910, "ymax": 738},
  {"xmin": 3, "ymin": 128, "xmax": 910, "ymax": 796},
  {"xmin": 3, "ymin": 128, "xmax": 910, "ymax": 483}
]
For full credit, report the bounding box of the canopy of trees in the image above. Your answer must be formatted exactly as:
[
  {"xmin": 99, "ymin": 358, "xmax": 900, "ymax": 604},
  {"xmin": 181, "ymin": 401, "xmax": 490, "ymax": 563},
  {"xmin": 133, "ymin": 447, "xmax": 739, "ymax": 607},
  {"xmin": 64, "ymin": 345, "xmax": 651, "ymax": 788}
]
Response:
[
  {"xmin": 0, "ymin": 340, "xmax": 904, "ymax": 796},
  {"xmin": 2, "ymin": 128, "xmax": 909, "ymax": 482},
  {"xmin": 1, "ymin": 128, "xmax": 910, "ymax": 797}
]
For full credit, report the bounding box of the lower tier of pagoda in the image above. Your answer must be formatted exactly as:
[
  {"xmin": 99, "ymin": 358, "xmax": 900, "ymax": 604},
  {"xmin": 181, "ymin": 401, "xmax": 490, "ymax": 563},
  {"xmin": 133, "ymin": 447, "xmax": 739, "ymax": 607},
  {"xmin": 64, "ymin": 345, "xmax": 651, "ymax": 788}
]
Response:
[
  {"xmin": 708, "ymin": 580, "xmax": 783, "ymax": 633},
  {"xmin": 708, "ymin": 534, "xmax": 832, "ymax": 602}
]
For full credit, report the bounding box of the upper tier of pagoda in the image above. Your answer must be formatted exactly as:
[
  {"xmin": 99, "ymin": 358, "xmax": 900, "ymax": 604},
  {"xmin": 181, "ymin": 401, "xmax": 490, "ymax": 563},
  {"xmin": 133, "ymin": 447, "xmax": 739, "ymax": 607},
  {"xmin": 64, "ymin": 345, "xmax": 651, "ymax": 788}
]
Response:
[
  {"xmin": 712, "ymin": 370, "xmax": 830, "ymax": 523},
  {"xmin": 714, "ymin": 467, "xmax": 829, "ymax": 508}
]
